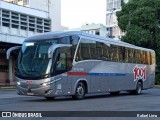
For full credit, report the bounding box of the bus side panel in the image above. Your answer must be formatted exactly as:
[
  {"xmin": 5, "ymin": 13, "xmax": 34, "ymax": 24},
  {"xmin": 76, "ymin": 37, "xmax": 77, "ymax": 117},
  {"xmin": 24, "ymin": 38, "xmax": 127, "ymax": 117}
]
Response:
[
  {"xmin": 90, "ymin": 61, "xmax": 136, "ymax": 92},
  {"xmin": 70, "ymin": 60, "xmax": 155, "ymax": 95},
  {"xmin": 69, "ymin": 61, "xmax": 97, "ymax": 94},
  {"xmin": 143, "ymin": 64, "xmax": 155, "ymax": 89},
  {"xmin": 51, "ymin": 73, "xmax": 69, "ymax": 96}
]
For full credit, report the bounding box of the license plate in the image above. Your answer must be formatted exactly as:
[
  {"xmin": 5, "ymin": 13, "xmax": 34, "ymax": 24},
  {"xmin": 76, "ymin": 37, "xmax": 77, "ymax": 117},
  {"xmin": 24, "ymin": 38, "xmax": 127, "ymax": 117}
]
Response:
[{"xmin": 27, "ymin": 93, "xmax": 34, "ymax": 96}]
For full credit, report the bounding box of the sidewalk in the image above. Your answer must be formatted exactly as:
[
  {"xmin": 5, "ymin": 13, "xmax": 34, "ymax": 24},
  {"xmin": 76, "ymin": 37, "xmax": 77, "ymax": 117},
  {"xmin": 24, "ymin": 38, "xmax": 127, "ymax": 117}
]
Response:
[{"xmin": 0, "ymin": 86, "xmax": 16, "ymax": 91}]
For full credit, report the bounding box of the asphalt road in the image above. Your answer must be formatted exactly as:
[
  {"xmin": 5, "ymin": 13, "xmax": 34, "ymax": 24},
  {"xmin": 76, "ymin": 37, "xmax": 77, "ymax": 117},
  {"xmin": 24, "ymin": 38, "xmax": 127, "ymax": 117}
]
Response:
[{"xmin": 0, "ymin": 87, "xmax": 160, "ymax": 120}]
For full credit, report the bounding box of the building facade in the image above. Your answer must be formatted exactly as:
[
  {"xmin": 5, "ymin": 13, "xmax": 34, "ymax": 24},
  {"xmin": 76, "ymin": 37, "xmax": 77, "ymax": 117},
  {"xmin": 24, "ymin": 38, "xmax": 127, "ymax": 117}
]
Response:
[
  {"xmin": 0, "ymin": 0, "xmax": 61, "ymax": 85},
  {"xmin": 73, "ymin": 23, "xmax": 108, "ymax": 37},
  {"xmin": 106, "ymin": 0, "xmax": 126, "ymax": 39}
]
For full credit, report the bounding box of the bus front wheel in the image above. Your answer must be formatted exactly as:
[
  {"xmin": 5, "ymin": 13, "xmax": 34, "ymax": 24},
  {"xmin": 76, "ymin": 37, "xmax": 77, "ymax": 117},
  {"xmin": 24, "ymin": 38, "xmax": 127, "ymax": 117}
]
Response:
[{"xmin": 72, "ymin": 82, "xmax": 86, "ymax": 100}]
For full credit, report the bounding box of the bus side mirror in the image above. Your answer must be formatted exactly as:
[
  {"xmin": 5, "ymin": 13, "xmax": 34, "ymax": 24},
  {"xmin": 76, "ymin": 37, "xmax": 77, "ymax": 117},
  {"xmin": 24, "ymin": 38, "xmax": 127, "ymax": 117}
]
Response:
[
  {"xmin": 48, "ymin": 51, "xmax": 52, "ymax": 59},
  {"xmin": 48, "ymin": 45, "xmax": 58, "ymax": 59},
  {"xmin": 48, "ymin": 44, "xmax": 72, "ymax": 58},
  {"xmin": 6, "ymin": 46, "xmax": 21, "ymax": 59}
]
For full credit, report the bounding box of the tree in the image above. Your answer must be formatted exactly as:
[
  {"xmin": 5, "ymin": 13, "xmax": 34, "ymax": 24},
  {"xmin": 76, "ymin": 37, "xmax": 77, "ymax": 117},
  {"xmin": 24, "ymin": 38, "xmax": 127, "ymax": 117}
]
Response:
[
  {"xmin": 117, "ymin": 0, "xmax": 160, "ymax": 83},
  {"xmin": 117, "ymin": 0, "xmax": 160, "ymax": 49}
]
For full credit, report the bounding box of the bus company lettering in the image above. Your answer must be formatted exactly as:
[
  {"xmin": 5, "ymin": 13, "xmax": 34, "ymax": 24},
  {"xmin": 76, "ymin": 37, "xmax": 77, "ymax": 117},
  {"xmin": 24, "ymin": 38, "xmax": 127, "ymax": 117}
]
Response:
[{"xmin": 134, "ymin": 66, "xmax": 146, "ymax": 81}]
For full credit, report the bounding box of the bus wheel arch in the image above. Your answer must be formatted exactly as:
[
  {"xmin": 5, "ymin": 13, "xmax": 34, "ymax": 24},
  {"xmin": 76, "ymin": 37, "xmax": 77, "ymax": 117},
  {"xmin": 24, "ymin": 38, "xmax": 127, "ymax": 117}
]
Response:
[
  {"xmin": 72, "ymin": 80, "xmax": 88, "ymax": 100},
  {"xmin": 81, "ymin": 80, "xmax": 88, "ymax": 94}
]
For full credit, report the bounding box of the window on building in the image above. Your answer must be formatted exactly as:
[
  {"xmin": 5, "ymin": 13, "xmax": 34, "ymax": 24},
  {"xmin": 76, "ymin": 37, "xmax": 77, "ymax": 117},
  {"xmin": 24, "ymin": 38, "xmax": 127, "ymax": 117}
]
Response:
[
  {"xmin": 1, "ymin": 9, "xmax": 51, "ymax": 34},
  {"xmin": 107, "ymin": 0, "xmax": 121, "ymax": 11},
  {"xmin": 2, "ymin": 10, "xmax": 10, "ymax": 27},
  {"xmin": 95, "ymin": 31, "xmax": 100, "ymax": 35},
  {"xmin": 23, "ymin": 0, "xmax": 29, "ymax": 6},
  {"xmin": 106, "ymin": 13, "xmax": 117, "ymax": 25},
  {"xmin": 112, "ymin": 26, "xmax": 124, "ymax": 38}
]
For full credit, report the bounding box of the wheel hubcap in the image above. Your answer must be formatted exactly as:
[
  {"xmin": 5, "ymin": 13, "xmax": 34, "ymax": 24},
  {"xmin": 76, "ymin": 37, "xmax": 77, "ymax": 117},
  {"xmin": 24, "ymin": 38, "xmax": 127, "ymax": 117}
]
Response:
[
  {"xmin": 138, "ymin": 84, "xmax": 142, "ymax": 94},
  {"xmin": 77, "ymin": 85, "xmax": 84, "ymax": 96}
]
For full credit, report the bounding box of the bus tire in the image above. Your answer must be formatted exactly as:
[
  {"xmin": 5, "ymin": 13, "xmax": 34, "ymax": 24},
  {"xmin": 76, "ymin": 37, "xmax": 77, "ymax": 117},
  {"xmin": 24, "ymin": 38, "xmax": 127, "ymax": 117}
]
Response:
[
  {"xmin": 110, "ymin": 91, "xmax": 120, "ymax": 95},
  {"xmin": 72, "ymin": 82, "xmax": 86, "ymax": 100},
  {"xmin": 45, "ymin": 97, "xmax": 55, "ymax": 100},
  {"xmin": 130, "ymin": 81, "xmax": 142, "ymax": 95}
]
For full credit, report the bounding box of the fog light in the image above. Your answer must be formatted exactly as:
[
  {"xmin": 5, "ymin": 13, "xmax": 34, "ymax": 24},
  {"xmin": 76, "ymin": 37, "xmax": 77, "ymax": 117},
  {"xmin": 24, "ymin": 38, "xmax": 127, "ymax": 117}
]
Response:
[{"xmin": 45, "ymin": 89, "xmax": 52, "ymax": 94}]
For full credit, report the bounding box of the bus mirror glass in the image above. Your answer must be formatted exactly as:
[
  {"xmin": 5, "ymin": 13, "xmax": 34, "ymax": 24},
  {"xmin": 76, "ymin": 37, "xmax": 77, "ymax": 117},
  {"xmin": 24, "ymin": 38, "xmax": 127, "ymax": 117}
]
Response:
[{"xmin": 6, "ymin": 46, "xmax": 21, "ymax": 59}]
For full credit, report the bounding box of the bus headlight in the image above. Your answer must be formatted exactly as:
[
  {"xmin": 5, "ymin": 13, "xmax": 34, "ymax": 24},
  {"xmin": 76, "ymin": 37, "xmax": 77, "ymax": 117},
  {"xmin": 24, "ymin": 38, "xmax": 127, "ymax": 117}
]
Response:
[
  {"xmin": 42, "ymin": 83, "xmax": 48, "ymax": 86},
  {"xmin": 41, "ymin": 81, "xmax": 54, "ymax": 86},
  {"xmin": 17, "ymin": 82, "xmax": 21, "ymax": 86},
  {"xmin": 41, "ymin": 78, "xmax": 61, "ymax": 86}
]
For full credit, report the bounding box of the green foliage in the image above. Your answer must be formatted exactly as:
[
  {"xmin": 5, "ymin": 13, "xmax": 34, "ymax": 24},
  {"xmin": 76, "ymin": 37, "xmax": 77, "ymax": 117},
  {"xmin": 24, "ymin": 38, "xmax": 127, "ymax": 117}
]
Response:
[
  {"xmin": 130, "ymin": 7, "xmax": 157, "ymax": 29},
  {"xmin": 123, "ymin": 25, "xmax": 152, "ymax": 47},
  {"xmin": 117, "ymin": 0, "xmax": 160, "ymax": 49},
  {"xmin": 117, "ymin": 0, "xmax": 160, "ymax": 84},
  {"xmin": 155, "ymin": 73, "xmax": 160, "ymax": 85}
]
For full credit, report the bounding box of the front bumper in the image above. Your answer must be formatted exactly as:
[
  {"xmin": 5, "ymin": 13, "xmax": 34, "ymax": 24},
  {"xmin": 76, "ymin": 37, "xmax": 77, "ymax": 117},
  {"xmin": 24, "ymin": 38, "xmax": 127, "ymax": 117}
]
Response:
[{"xmin": 16, "ymin": 85, "xmax": 56, "ymax": 97}]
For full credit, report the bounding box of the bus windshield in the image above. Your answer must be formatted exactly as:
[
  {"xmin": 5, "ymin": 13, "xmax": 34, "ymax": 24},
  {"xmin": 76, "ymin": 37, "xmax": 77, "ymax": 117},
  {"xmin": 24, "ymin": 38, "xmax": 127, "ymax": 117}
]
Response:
[{"xmin": 16, "ymin": 36, "xmax": 79, "ymax": 79}]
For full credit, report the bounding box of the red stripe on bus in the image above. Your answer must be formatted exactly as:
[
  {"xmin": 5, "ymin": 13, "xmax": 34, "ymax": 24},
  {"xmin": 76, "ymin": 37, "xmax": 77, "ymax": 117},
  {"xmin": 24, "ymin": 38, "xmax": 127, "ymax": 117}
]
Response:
[{"xmin": 67, "ymin": 72, "xmax": 88, "ymax": 76}]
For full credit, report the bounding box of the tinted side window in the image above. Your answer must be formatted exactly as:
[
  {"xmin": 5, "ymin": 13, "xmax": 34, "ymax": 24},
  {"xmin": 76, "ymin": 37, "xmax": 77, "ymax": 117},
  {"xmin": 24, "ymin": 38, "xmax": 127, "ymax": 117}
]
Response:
[
  {"xmin": 150, "ymin": 51, "xmax": 156, "ymax": 65},
  {"xmin": 96, "ymin": 42, "xmax": 103, "ymax": 60},
  {"xmin": 110, "ymin": 45, "xmax": 118, "ymax": 62},
  {"xmin": 75, "ymin": 39, "xmax": 91, "ymax": 61},
  {"xmin": 90, "ymin": 42, "xmax": 96, "ymax": 59},
  {"xmin": 117, "ymin": 46, "xmax": 124, "ymax": 62},
  {"xmin": 75, "ymin": 38, "xmax": 153, "ymax": 64},
  {"xmin": 102, "ymin": 43, "xmax": 110, "ymax": 61},
  {"xmin": 145, "ymin": 51, "xmax": 150, "ymax": 65},
  {"xmin": 128, "ymin": 48, "xmax": 134, "ymax": 63}
]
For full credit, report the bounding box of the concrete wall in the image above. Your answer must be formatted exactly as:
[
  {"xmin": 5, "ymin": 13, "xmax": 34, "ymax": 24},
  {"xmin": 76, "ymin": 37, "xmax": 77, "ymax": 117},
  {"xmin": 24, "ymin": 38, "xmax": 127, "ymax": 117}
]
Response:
[
  {"xmin": 49, "ymin": 0, "xmax": 61, "ymax": 31},
  {"xmin": 29, "ymin": 0, "xmax": 48, "ymax": 12},
  {"xmin": 30, "ymin": 0, "xmax": 61, "ymax": 31}
]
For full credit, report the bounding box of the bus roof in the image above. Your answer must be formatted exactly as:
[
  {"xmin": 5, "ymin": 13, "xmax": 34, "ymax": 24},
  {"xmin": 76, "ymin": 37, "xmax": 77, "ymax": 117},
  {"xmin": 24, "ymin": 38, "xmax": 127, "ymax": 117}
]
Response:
[{"xmin": 24, "ymin": 31, "xmax": 154, "ymax": 52}]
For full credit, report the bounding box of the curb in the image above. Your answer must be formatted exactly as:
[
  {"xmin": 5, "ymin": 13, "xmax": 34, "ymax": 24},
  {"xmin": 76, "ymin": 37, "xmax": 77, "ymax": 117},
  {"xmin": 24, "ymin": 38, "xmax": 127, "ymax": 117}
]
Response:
[
  {"xmin": 0, "ymin": 86, "xmax": 16, "ymax": 88},
  {"xmin": 154, "ymin": 85, "xmax": 160, "ymax": 89}
]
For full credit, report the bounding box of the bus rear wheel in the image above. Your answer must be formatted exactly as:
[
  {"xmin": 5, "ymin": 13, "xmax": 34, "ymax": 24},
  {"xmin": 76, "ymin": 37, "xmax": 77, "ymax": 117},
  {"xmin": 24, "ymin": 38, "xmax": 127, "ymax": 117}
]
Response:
[
  {"xmin": 72, "ymin": 82, "xmax": 86, "ymax": 100},
  {"xmin": 130, "ymin": 81, "xmax": 142, "ymax": 95}
]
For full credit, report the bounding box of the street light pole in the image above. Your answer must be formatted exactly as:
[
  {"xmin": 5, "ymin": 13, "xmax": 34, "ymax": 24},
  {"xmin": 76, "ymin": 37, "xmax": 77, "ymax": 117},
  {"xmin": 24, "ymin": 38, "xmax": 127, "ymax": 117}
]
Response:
[{"xmin": 108, "ymin": 8, "xmax": 116, "ymax": 38}]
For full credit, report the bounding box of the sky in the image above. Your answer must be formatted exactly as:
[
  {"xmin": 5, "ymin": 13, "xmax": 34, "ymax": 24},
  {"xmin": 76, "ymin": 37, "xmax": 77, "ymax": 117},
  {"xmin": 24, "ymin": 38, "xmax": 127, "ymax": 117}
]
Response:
[{"xmin": 61, "ymin": 0, "xmax": 106, "ymax": 29}]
